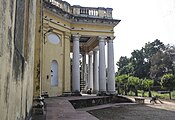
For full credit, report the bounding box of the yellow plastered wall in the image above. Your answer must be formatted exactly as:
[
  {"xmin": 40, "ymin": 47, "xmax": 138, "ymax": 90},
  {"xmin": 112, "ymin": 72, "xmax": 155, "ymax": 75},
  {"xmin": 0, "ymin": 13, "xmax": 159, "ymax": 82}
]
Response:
[
  {"xmin": 41, "ymin": 8, "xmax": 115, "ymax": 96},
  {"xmin": 63, "ymin": 32, "xmax": 71, "ymax": 92},
  {"xmin": 42, "ymin": 10, "xmax": 72, "ymax": 96},
  {"xmin": 42, "ymin": 30, "xmax": 63, "ymax": 96}
]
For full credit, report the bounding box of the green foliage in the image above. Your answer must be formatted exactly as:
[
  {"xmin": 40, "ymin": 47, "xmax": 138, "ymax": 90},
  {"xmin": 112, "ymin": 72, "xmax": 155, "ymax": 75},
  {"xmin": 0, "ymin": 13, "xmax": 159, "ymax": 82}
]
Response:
[
  {"xmin": 115, "ymin": 74, "xmax": 129, "ymax": 84},
  {"xmin": 130, "ymin": 49, "xmax": 149, "ymax": 78},
  {"xmin": 117, "ymin": 56, "xmax": 134, "ymax": 75},
  {"xmin": 116, "ymin": 56, "xmax": 130, "ymax": 69},
  {"xmin": 116, "ymin": 75, "xmax": 141, "ymax": 96},
  {"xmin": 143, "ymin": 39, "xmax": 165, "ymax": 59},
  {"xmin": 161, "ymin": 74, "xmax": 175, "ymax": 91},
  {"xmin": 150, "ymin": 50, "xmax": 173, "ymax": 82},
  {"xmin": 160, "ymin": 74, "xmax": 175, "ymax": 99},
  {"xmin": 115, "ymin": 74, "xmax": 130, "ymax": 95},
  {"xmin": 141, "ymin": 78, "xmax": 153, "ymax": 91},
  {"xmin": 128, "ymin": 76, "xmax": 140, "ymax": 87},
  {"xmin": 137, "ymin": 90, "xmax": 175, "ymax": 99},
  {"xmin": 128, "ymin": 76, "xmax": 140, "ymax": 96},
  {"xmin": 116, "ymin": 39, "xmax": 175, "ymax": 83}
]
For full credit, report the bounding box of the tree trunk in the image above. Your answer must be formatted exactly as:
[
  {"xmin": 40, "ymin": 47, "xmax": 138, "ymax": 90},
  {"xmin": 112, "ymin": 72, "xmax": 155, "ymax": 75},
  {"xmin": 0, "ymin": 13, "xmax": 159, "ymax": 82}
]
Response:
[
  {"xmin": 134, "ymin": 86, "xmax": 138, "ymax": 96},
  {"xmin": 125, "ymin": 90, "xmax": 127, "ymax": 95},
  {"xmin": 169, "ymin": 92, "xmax": 172, "ymax": 99},
  {"xmin": 148, "ymin": 89, "xmax": 152, "ymax": 97},
  {"xmin": 135, "ymin": 89, "xmax": 138, "ymax": 96},
  {"xmin": 118, "ymin": 84, "xmax": 120, "ymax": 95},
  {"xmin": 124, "ymin": 85, "xmax": 127, "ymax": 95},
  {"xmin": 142, "ymin": 91, "xmax": 145, "ymax": 97}
]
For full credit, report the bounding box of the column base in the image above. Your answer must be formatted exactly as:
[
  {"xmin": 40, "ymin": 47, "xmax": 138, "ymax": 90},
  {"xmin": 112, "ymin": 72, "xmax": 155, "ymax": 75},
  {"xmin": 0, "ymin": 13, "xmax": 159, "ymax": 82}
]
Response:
[
  {"xmin": 61, "ymin": 92, "xmax": 72, "ymax": 97},
  {"xmin": 107, "ymin": 91, "xmax": 116, "ymax": 95},
  {"xmin": 71, "ymin": 91, "xmax": 82, "ymax": 96},
  {"xmin": 61, "ymin": 91, "xmax": 82, "ymax": 96},
  {"xmin": 92, "ymin": 90, "xmax": 99, "ymax": 94},
  {"xmin": 97, "ymin": 91, "xmax": 117, "ymax": 96},
  {"xmin": 97, "ymin": 91, "xmax": 107, "ymax": 96}
]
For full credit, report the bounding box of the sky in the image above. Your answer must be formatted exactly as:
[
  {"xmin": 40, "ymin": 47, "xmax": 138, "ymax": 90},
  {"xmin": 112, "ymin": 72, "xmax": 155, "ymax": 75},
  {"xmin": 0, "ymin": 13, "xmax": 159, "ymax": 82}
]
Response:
[{"xmin": 66, "ymin": 0, "xmax": 175, "ymax": 71}]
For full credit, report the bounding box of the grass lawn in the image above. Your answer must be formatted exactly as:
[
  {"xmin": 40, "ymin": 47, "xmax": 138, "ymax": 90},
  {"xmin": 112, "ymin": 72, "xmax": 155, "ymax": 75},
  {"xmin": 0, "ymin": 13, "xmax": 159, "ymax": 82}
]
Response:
[{"xmin": 128, "ymin": 90, "xmax": 175, "ymax": 100}]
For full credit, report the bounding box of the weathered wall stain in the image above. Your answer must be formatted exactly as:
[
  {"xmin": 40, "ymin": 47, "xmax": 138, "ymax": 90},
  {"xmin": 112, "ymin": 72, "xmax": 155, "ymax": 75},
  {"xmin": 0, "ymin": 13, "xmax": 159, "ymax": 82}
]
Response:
[
  {"xmin": 13, "ymin": 48, "xmax": 25, "ymax": 81},
  {"xmin": 36, "ymin": 63, "xmax": 40, "ymax": 91},
  {"xmin": 4, "ymin": 73, "xmax": 10, "ymax": 104},
  {"xmin": 14, "ymin": 0, "xmax": 25, "ymax": 54},
  {"xmin": 0, "ymin": 0, "xmax": 39, "ymax": 119},
  {"xmin": 8, "ymin": 27, "xmax": 12, "ymax": 59}
]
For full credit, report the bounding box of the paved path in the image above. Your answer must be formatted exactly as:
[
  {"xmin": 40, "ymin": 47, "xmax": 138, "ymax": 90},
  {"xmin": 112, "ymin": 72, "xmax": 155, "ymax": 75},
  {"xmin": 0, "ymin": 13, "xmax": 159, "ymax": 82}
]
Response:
[
  {"xmin": 45, "ymin": 97, "xmax": 98, "ymax": 120},
  {"xmin": 44, "ymin": 96, "xmax": 175, "ymax": 120},
  {"xmin": 87, "ymin": 96, "xmax": 175, "ymax": 120},
  {"xmin": 125, "ymin": 96, "xmax": 175, "ymax": 111}
]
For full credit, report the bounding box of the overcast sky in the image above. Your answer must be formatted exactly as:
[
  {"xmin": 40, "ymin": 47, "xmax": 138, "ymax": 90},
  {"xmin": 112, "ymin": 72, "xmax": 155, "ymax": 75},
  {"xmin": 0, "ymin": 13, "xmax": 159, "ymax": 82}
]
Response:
[{"xmin": 66, "ymin": 0, "xmax": 175, "ymax": 71}]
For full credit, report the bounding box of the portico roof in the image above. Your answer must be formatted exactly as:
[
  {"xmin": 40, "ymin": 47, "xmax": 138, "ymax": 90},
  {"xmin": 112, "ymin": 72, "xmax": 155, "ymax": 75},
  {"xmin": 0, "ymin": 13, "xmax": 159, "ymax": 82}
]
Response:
[{"xmin": 43, "ymin": 0, "xmax": 120, "ymax": 53}]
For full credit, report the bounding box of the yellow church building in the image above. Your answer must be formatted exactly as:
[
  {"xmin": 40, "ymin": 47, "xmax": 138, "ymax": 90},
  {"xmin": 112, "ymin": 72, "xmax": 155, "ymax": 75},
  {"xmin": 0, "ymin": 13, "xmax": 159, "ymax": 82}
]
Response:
[{"xmin": 34, "ymin": 0, "xmax": 120, "ymax": 97}]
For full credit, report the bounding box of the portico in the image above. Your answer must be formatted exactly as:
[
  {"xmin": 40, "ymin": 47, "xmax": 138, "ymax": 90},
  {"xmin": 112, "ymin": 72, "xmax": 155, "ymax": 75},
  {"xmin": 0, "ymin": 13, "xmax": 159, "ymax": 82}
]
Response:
[
  {"xmin": 71, "ymin": 35, "xmax": 116, "ymax": 95},
  {"xmin": 38, "ymin": 0, "xmax": 120, "ymax": 97}
]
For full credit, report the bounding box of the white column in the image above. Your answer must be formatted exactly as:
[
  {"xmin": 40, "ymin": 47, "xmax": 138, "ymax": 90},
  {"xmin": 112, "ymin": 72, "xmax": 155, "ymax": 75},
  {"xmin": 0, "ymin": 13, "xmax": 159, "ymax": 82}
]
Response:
[
  {"xmin": 93, "ymin": 48, "xmax": 99, "ymax": 93},
  {"xmin": 82, "ymin": 53, "xmax": 87, "ymax": 91},
  {"xmin": 98, "ymin": 36, "xmax": 106, "ymax": 93},
  {"xmin": 88, "ymin": 51, "xmax": 93, "ymax": 90},
  {"xmin": 107, "ymin": 36, "xmax": 116, "ymax": 94},
  {"xmin": 72, "ymin": 34, "xmax": 81, "ymax": 92}
]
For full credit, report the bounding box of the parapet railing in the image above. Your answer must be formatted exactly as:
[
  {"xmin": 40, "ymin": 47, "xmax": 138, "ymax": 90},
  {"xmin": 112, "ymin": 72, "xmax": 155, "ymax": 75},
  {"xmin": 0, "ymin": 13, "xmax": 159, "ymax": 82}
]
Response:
[{"xmin": 45, "ymin": 0, "xmax": 113, "ymax": 19}]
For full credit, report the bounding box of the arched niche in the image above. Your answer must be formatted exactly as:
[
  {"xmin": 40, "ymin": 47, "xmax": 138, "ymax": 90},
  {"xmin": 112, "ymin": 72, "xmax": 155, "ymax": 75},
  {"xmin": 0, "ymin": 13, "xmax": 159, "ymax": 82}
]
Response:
[{"xmin": 50, "ymin": 60, "xmax": 58, "ymax": 86}]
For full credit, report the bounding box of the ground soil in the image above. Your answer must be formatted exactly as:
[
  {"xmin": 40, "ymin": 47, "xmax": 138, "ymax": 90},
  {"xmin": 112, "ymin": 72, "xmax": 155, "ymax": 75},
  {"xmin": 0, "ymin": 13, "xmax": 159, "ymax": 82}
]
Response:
[{"xmin": 88, "ymin": 103, "xmax": 175, "ymax": 120}]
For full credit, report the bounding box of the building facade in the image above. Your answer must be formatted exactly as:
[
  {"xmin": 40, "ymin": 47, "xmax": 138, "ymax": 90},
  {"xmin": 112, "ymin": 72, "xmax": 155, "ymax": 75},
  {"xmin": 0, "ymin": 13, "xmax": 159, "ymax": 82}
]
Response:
[
  {"xmin": 33, "ymin": 0, "xmax": 120, "ymax": 97},
  {"xmin": 0, "ymin": 0, "xmax": 120, "ymax": 119},
  {"xmin": 0, "ymin": 0, "xmax": 41, "ymax": 119}
]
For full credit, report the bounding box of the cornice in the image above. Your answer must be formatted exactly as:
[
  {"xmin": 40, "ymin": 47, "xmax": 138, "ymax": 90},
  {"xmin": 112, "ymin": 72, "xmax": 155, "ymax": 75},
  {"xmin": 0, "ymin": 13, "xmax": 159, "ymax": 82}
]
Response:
[{"xmin": 44, "ymin": 2, "xmax": 120, "ymax": 27}]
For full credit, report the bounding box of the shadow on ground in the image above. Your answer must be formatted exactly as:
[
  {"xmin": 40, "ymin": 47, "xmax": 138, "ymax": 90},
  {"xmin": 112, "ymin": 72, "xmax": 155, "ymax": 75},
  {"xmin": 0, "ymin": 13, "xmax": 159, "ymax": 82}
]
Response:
[{"xmin": 88, "ymin": 104, "xmax": 175, "ymax": 120}]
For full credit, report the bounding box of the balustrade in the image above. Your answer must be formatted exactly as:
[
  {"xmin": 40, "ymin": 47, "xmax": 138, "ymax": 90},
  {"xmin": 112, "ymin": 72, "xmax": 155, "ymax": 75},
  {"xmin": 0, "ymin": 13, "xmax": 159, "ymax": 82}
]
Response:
[{"xmin": 45, "ymin": 0, "xmax": 113, "ymax": 19}]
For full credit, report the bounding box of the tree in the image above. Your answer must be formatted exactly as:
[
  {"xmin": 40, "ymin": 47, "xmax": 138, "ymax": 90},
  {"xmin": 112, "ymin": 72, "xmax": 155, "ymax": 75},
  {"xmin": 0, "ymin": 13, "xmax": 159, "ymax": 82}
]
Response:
[
  {"xmin": 128, "ymin": 39, "xmax": 165, "ymax": 79},
  {"xmin": 161, "ymin": 74, "xmax": 175, "ymax": 99},
  {"xmin": 117, "ymin": 56, "xmax": 133, "ymax": 75},
  {"xmin": 164, "ymin": 44, "xmax": 175, "ymax": 75},
  {"xmin": 130, "ymin": 49, "xmax": 149, "ymax": 78},
  {"xmin": 141, "ymin": 79, "xmax": 153, "ymax": 97},
  {"xmin": 116, "ymin": 74, "xmax": 129, "ymax": 95},
  {"xmin": 150, "ymin": 50, "xmax": 173, "ymax": 84},
  {"xmin": 116, "ymin": 39, "xmax": 175, "ymax": 87},
  {"xmin": 143, "ymin": 39, "xmax": 165, "ymax": 58},
  {"xmin": 128, "ymin": 76, "xmax": 140, "ymax": 96}
]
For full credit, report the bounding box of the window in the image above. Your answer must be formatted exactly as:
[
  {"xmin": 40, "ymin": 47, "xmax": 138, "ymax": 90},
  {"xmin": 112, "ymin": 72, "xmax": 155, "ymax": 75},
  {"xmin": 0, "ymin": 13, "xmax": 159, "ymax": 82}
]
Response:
[{"xmin": 48, "ymin": 33, "xmax": 60, "ymax": 44}]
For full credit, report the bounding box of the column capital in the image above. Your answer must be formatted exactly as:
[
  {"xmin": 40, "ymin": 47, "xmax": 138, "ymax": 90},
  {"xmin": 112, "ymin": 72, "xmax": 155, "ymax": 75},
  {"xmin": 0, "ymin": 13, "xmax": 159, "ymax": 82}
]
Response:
[
  {"xmin": 81, "ymin": 52, "xmax": 87, "ymax": 56},
  {"xmin": 98, "ymin": 36, "xmax": 107, "ymax": 42},
  {"xmin": 107, "ymin": 36, "xmax": 115, "ymax": 40},
  {"xmin": 72, "ymin": 34, "xmax": 81, "ymax": 41},
  {"xmin": 107, "ymin": 36, "xmax": 115, "ymax": 43},
  {"xmin": 93, "ymin": 47, "xmax": 99, "ymax": 52},
  {"xmin": 110, "ymin": 36, "xmax": 116, "ymax": 40},
  {"xmin": 88, "ymin": 51, "xmax": 93, "ymax": 56}
]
